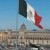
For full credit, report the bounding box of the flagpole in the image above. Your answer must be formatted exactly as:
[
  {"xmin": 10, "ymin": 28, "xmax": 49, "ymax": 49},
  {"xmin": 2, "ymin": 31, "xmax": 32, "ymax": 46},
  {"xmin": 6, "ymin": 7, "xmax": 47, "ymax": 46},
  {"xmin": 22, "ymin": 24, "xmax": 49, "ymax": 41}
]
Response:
[{"xmin": 16, "ymin": 0, "xmax": 19, "ymax": 50}]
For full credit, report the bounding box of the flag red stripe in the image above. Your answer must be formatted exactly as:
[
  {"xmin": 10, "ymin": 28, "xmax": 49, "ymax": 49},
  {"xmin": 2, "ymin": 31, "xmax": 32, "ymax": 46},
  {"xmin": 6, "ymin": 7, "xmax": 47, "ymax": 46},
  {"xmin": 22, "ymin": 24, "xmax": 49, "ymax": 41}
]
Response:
[{"xmin": 34, "ymin": 12, "xmax": 43, "ymax": 29}]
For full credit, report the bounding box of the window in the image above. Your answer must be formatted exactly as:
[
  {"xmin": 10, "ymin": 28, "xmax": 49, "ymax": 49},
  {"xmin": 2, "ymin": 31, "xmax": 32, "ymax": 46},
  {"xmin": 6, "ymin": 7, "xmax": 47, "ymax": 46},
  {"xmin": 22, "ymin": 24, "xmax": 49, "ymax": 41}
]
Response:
[
  {"xmin": 47, "ymin": 40, "xmax": 48, "ymax": 44},
  {"xmin": 37, "ymin": 40, "xmax": 39, "ymax": 44},
  {"xmin": 35, "ymin": 37, "xmax": 36, "ymax": 39},
  {"xmin": 33, "ymin": 37, "xmax": 34, "ymax": 39},
  {"xmin": 26, "ymin": 40, "xmax": 27, "ymax": 42},
  {"xmin": 42, "ymin": 40, "xmax": 44, "ymax": 44},
  {"xmin": 20, "ymin": 37, "xmax": 22, "ymax": 39},
  {"xmin": 33, "ymin": 40, "xmax": 34, "ymax": 42},
  {"xmin": 40, "ymin": 38, "xmax": 41, "ymax": 40}
]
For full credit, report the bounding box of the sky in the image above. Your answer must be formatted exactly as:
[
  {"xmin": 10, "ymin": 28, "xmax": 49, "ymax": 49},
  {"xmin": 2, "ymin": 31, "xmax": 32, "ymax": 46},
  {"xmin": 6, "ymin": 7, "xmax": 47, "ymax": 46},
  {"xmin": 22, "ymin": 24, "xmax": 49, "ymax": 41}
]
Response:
[{"xmin": 0, "ymin": 0, "xmax": 50, "ymax": 30}]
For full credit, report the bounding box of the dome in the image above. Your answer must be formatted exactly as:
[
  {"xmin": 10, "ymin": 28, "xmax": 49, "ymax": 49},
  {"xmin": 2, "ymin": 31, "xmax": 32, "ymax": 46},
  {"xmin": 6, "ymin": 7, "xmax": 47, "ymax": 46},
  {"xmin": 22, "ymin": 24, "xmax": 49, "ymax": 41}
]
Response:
[
  {"xmin": 20, "ymin": 24, "xmax": 26, "ymax": 31},
  {"xmin": 21, "ymin": 24, "xmax": 26, "ymax": 27}
]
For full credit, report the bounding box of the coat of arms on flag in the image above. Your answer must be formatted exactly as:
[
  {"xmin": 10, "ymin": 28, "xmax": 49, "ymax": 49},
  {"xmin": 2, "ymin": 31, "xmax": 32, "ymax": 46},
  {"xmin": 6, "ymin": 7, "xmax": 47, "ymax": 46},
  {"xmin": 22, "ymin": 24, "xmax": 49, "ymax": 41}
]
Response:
[{"xmin": 19, "ymin": 0, "xmax": 43, "ymax": 29}]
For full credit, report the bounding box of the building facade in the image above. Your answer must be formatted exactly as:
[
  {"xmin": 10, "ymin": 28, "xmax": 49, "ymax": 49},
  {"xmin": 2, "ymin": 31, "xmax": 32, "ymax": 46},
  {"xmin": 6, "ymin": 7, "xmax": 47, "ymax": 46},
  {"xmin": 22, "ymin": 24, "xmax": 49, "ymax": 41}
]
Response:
[
  {"xmin": 18, "ymin": 24, "xmax": 50, "ymax": 46},
  {"xmin": 18, "ymin": 24, "xmax": 50, "ymax": 50}
]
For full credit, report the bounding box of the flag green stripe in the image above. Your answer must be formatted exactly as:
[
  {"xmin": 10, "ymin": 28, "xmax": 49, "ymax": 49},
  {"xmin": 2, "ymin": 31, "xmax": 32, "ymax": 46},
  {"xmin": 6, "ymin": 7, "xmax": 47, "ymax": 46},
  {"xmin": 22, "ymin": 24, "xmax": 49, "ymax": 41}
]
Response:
[{"xmin": 19, "ymin": 0, "xmax": 27, "ymax": 18}]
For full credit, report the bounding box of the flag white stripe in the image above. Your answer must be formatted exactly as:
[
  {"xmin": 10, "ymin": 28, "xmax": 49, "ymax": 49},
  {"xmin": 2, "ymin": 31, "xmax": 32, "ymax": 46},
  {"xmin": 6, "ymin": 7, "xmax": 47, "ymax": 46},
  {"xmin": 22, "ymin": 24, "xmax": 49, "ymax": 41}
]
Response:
[{"xmin": 27, "ymin": 3, "xmax": 35, "ymax": 23}]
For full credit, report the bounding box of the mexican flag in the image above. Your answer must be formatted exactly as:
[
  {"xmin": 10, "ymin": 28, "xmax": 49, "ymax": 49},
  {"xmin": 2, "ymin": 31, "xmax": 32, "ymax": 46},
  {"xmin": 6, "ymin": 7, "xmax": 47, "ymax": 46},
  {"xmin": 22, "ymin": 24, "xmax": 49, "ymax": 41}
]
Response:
[{"xmin": 19, "ymin": 0, "xmax": 43, "ymax": 29}]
